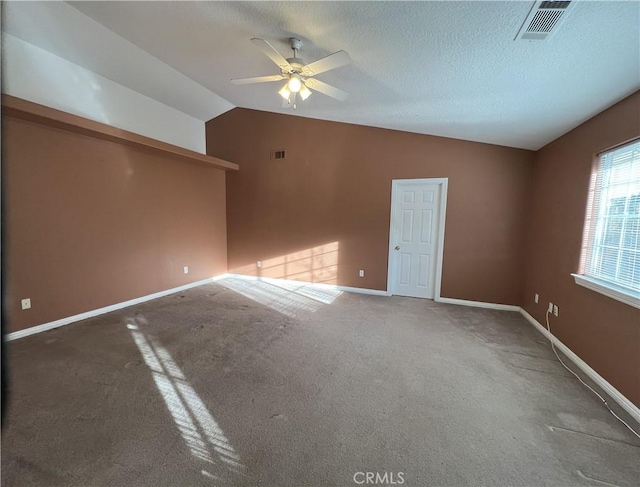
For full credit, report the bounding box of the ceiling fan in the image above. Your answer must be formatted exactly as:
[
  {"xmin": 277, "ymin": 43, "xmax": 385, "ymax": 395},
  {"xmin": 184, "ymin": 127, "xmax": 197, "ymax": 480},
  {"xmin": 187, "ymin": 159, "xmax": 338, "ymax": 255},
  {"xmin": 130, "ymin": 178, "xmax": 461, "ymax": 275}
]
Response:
[{"xmin": 231, "ymin": 37, "xmax": 351, "ymax": 109}]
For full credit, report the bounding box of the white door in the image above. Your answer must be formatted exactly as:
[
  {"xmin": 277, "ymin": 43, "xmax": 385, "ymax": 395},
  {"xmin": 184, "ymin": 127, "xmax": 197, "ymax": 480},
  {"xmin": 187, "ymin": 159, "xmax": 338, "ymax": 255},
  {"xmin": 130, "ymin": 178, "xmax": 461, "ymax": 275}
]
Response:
[{"xmin": 388, "ymin": 180, "xmax": 444, "ymax": 299}]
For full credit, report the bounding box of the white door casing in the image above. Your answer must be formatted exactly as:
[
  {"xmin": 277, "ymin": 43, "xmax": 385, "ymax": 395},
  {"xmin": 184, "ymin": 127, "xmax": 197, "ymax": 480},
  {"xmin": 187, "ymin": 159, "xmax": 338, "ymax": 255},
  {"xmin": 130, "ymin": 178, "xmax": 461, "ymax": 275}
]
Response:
[{"xmin": 387, "ymin": 179, "xmax": 448, "ymax": 299}]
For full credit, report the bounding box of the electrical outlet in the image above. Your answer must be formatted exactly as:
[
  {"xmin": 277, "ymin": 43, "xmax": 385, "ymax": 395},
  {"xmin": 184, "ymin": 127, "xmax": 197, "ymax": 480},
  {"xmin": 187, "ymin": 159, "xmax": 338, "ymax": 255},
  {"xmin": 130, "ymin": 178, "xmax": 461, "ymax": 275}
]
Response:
[
  {"xmin": 553, "ymin": 304, "xmax": 559, "ymax": 317},
  {"xmin": 548, "ymin": 302, "xmax": 553, "ymax": 313},
  {"xmin": 359, "ymin": 270, "xmax": 365, "ymax": 277},
  {"xmin": 534, "ymin": 293, "xmax": 539, "ymax": 304},
  {"xmin": 183, "ymin": 266, "xmax": 189, "ymax": 274},
  {"xmin": 257, "ymin": 261, "xmax": 262, "ymax": 268},
  {"xmin": 21, "ymin": 298, "xmax": 31, "ymax": 310}
]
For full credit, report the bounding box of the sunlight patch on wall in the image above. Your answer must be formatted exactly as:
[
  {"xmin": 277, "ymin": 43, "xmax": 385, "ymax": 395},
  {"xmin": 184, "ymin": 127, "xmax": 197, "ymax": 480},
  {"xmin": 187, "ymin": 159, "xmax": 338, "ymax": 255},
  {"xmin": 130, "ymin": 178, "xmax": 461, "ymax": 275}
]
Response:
[
  {"xmin": 234, "ymin": 242, "xmax": 339, "ymax": 285},
  {"xmin": 221, "ymin": 277, "xmax": 342, "ymax": 318},
  {"xmin": 127, "ymin": 322, "xmax": 247, "ymax": 481}
]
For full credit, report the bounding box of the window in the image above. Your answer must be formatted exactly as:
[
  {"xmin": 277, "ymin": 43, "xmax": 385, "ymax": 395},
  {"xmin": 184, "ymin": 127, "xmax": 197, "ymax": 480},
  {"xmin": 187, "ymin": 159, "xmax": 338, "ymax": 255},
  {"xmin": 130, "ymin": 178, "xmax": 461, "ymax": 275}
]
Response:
[{"xmin": 574, "ymin": 139, "xmax": 640, "ymax": 308}]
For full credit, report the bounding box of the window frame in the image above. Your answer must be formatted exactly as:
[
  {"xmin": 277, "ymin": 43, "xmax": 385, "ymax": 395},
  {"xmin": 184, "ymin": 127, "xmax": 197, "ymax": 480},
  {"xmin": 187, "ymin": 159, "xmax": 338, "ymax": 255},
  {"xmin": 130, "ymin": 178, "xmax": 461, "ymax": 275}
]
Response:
[
  {"xmin": 572, "ymin": 273, "xmax": 640, "ymax": 309},
  {"xmin": 574, "ymin": 138, "xmax": 640, "ymax": 309}
]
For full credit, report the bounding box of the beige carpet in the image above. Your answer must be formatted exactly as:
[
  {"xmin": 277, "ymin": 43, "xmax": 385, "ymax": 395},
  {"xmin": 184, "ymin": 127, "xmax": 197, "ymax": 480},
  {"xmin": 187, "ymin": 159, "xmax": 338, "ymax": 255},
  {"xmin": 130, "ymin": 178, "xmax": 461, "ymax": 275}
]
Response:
[{"xmin": 2, "ymin": 277, "xmax": 639, "ymax": 486}]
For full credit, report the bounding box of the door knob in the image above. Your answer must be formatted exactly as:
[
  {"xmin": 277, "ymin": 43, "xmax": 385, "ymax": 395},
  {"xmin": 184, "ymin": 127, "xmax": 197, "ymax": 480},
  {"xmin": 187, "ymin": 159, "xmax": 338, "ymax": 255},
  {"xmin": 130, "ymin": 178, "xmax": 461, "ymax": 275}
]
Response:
[{"xmin": 395, "ymin": 246, "xmax": 400, "ymax": 250}]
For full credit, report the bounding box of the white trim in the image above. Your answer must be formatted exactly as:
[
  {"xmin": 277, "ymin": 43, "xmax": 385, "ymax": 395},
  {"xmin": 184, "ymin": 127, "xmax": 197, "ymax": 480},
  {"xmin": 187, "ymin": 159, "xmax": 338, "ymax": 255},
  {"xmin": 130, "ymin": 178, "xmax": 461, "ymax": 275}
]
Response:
[
  {"xmin": 435, "ymin": 296, "xmax": 521, "ymax": 312},
  {"xmin": 7, "ymin": 277, "xmax": 218, "ymax": 341},
  {"xmin": 387, "ymin": 178, "xmax": 448, "ymax": 299},
  {"xmin": 572, "ymin": 273, "xmax": 640, "ymax": 309},
  {"xmin": 435, "ymin": 181, "xmax": 448, "ymax": 301},
  {"xmin": 7, "ymin": 273, "xmax": 387, "ymax": 341},
  {"xmin": 211, "ymin": 273, "xmax": 231, "ymax": 282},
  {"xmin": 9, "ymin": 270, "xmax": 637, "ymax": 423},
  {"xmin": 433, "ymin": 297, "xmax": 640, "ymax": 422},
  {"xmin": 519, "ymin": 308, "xmax": 640, "ymax": 424},
  {"xmin": 224, "ymin": 273, "xmax": 391, "ymax": 297}
]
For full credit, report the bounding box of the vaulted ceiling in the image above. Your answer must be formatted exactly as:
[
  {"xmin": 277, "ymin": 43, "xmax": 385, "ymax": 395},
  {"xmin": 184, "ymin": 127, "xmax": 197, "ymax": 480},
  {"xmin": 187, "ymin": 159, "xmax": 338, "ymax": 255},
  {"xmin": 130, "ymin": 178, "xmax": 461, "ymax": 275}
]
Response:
[{"xmin": 3, "ymin": 1, "xmax": 639, "ymax": 150}]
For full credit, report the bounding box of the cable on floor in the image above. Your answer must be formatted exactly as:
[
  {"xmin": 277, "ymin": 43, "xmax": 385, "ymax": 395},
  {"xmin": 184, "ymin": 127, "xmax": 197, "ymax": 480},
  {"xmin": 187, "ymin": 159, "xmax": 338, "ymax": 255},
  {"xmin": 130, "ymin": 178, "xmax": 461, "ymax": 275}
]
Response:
[{"xmin": 545, "ymin": 310, "xmax": 640, "ymax": 439}]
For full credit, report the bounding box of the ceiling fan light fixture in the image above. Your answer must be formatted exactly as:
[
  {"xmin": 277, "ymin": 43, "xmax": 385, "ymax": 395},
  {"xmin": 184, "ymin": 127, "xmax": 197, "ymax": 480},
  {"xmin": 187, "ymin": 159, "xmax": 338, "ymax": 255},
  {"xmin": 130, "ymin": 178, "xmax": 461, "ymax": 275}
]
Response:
[
  {"xmin": 233, "ymin": 37, "xmax": 350, "ymax": 106},
  {"xmin": 299, "ymin": 84, "xmax": 312, "ymax": 101},
  {"xmin": 278, "ymin": 84, "xmax": 291, "ymax": 100},
  {"xmin": 288, "ymin": 73, "xmax": 302, "ymax": 93}
]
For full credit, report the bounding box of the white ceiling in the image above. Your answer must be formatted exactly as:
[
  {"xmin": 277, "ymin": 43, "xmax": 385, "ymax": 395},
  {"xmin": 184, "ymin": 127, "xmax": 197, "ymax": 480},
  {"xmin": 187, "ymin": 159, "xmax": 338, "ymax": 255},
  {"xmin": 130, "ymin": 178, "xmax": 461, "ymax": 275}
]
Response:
[
  {"xmin": 1, "ymin": 1, "xmax": 233, "ymax": 121},
  {"xmin": 4, "ymin": 1, "xmax": 639, "ymax": 150}
]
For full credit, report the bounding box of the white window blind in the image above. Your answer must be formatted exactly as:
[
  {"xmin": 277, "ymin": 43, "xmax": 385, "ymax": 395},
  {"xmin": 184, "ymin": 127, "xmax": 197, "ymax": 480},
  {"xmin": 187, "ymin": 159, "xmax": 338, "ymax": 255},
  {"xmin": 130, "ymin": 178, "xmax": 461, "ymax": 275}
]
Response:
[{"xmin": 582, "ymin": 139, "xmax": 640, "ymax": 294}]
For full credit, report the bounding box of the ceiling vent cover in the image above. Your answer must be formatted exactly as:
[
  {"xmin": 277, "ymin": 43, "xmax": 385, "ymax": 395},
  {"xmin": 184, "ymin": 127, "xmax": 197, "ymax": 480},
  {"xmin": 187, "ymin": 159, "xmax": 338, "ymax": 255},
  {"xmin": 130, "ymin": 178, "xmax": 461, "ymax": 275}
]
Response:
[{"xmin": 515, "ymin": 1, "xmax": 575, "ymax": 41}]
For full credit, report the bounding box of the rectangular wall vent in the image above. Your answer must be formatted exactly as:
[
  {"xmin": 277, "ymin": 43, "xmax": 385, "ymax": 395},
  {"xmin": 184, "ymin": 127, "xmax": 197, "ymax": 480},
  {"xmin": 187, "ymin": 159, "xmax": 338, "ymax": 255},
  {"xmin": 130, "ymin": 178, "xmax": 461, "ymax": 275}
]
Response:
[
  {"xmin": 270, "ymin": 150, "xmax": 286, "ymax": 160},
  {"xmin": 515, "ymin": 0, "xmax": 575, "ymax": 41}
]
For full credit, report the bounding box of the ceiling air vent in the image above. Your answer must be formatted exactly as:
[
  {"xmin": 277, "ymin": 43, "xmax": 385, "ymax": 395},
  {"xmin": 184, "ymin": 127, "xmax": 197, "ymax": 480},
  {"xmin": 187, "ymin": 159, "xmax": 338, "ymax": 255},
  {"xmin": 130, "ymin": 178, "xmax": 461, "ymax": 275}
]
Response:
[
  {"xmin": 270, "ymin": 150, "xmax": 286, "ymax": 160},
  {"xmin": 515, "ymin": 0, "xmax": 576, "ymax": 41}
]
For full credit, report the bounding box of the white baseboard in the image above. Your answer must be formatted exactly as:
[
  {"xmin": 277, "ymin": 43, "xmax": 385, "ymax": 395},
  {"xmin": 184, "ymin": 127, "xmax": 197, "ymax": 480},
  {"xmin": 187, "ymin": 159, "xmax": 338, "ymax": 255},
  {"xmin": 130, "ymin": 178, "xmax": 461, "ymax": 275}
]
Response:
[
  {"xmin": 211, "ymin": 273, "xmax": 231, "ymax": 281},
  {"xmin": 7, "ymin": 274, "xmax": 388, "ymax": 341},
  {"xmin": 519, "ymin": 308, "xmax": 640, "ymax": 424},
  {"xmin": 224, "ymin": 273, "xmax": 391, "ymax": 297},
  {"xmin": 435, "ymin": 296, "xmax": 521, "ymax": 312},
  {"xmin": 8, "ymin": 272, "xmax": 638, "ymax": 424},
  {"xmin": 7, "ymin": 277, "xmax": 218, "ymax": 341},
  {"xmin": 431, "ymin": 297, "xmax": 640, "ymax": 422}
]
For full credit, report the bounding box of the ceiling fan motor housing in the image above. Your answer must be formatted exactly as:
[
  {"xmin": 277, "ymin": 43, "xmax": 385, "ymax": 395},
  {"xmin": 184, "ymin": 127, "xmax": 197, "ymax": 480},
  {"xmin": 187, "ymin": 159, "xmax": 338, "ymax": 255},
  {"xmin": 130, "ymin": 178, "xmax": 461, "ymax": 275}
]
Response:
[
  {"xmin": 285, "ymin": 58, "xmax": 306, "ymax": 73},
  {"xmin": 286, "ymin": 37, "xmax": 305, "ymax": 73},
  {"xmin": 289, "ymin": 37, "xmax": 302, "ymax": 51}
]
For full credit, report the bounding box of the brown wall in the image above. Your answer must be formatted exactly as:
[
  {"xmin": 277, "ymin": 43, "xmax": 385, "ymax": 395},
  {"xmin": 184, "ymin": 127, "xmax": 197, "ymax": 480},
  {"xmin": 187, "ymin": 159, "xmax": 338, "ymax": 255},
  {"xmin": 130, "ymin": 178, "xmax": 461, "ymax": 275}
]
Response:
[
  {"xmin": 6, "ymin": 88, "xmax": 637, "ymax": 407},
  {"xmin": 4, "ymin": 116, "xmax": 228, "ymax": 333},
  {"xmin": 523, "ymin": 91, "xmax": 640, "ymax": 407},
  {"xmin": 206, "ymin": 109, "xmax": 534, "ymax": 305}
]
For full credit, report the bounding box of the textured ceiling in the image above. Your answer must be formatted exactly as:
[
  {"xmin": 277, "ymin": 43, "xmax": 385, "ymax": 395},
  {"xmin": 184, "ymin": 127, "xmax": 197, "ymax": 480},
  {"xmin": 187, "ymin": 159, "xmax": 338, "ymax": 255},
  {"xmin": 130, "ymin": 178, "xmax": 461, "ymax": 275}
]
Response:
[
  {"xmin": 4, "ymin": 1, "xmax": 640, "ymax": 150},
  {"xmin": 1, "ymin": 1, "xmax": 233, "ymax": 121}
]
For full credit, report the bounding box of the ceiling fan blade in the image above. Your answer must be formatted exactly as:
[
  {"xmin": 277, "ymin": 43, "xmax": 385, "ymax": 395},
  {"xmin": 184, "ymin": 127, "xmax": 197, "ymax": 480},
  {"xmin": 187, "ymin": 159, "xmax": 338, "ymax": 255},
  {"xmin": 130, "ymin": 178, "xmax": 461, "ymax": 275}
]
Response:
[
  {"xmin": 250, "ymin": 38, "xmax": 292, "ymax": 73},
  {"xmin": 304, "ymin": 78, "xmax": 349, "ymax": 101},
  {"xmin": 231, "ymin": 74, "xmax": 286, "ymax": 85},
  {"xmin": 302, "ymin": 50, "xmax": 350, "ymax": 76}
]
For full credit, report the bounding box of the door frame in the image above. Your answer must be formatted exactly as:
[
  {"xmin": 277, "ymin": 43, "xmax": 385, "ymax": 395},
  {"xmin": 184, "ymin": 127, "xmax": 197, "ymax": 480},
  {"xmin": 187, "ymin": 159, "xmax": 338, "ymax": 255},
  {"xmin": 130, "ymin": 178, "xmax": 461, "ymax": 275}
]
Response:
[{"xmin": 386, "ymin": 178, "xmax": 449, "ymax": 299}]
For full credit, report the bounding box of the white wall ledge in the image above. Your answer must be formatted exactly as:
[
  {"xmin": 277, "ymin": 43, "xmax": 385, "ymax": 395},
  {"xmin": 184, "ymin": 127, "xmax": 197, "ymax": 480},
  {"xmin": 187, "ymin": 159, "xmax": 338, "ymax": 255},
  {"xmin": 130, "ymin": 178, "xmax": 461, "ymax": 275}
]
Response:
[{"xmin": 572, "ymin": 274, "xmax": 640, "ymax": 309}]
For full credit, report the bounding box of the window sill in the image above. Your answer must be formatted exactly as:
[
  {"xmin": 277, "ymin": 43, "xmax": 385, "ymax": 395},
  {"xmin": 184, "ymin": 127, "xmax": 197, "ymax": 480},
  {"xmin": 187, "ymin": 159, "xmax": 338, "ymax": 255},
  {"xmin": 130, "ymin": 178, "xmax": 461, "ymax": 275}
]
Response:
[{"xmin": 572, "ymin": 274, "xmax": 640, "ymax": 309}]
